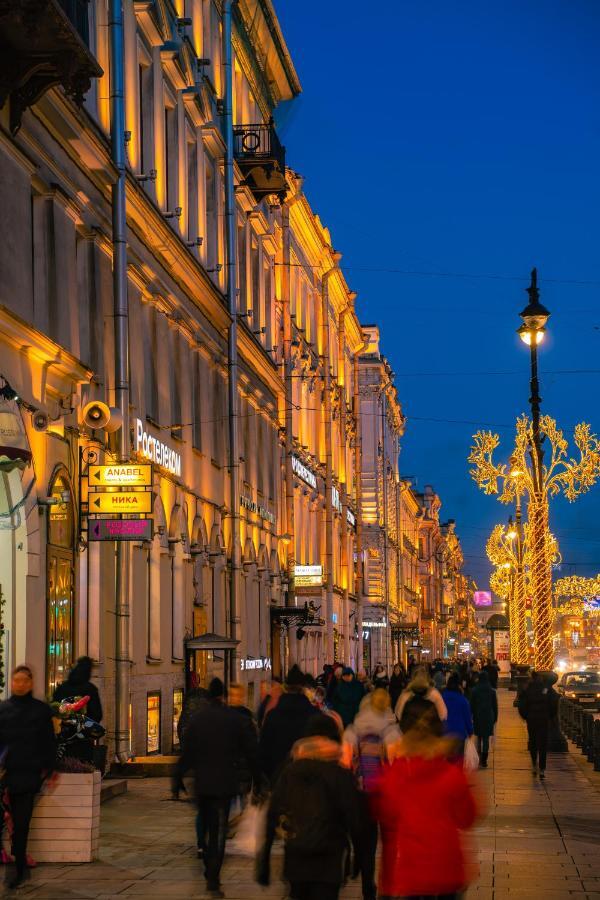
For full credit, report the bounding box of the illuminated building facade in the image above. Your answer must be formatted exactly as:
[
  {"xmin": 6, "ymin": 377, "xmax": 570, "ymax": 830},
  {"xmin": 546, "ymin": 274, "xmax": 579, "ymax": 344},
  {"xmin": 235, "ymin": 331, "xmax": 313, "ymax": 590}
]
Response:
[{"xmin": 0, "ymin": 0, "xmax": 298, "ymax": 755}]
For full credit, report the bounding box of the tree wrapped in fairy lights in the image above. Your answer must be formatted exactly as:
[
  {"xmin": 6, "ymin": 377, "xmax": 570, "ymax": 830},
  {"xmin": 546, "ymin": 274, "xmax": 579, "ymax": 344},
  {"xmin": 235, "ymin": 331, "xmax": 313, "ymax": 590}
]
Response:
[
  {"xmin": 487, "ymin": 522, "xmax": 559, "ymax": 665},
  {"xmin": 470, "ymin": 414, "xmax": 600, "ymax": 670}
]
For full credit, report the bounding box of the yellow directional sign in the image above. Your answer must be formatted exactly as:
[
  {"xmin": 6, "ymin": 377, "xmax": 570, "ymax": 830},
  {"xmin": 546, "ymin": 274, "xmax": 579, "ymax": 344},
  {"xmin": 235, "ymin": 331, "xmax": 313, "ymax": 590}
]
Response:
[
  {"xmin": 88, "ymin": 465, "xmax": 152, "ymax": 487},
  {"xmin": 88, "ymin": 492, "xmax": 152, "ymax": 514}
]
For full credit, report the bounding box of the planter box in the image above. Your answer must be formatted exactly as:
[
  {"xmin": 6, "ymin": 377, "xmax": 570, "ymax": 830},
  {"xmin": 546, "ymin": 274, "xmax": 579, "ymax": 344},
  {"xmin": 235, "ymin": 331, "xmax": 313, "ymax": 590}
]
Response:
[{"xmin": 4, "ymin": 772, "xmax": 101, "ymax": 863}]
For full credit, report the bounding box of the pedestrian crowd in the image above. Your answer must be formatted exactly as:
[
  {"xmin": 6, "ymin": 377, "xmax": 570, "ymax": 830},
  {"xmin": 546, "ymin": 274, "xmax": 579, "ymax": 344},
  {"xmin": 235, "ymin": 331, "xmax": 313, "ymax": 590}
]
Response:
[
  {"xmin": 0, "ymin": 651, "xmax": 563, "ymax": 899},
  {"xmin": 174, "ymin": 655, "xmax": 509, "ymax": 899}
]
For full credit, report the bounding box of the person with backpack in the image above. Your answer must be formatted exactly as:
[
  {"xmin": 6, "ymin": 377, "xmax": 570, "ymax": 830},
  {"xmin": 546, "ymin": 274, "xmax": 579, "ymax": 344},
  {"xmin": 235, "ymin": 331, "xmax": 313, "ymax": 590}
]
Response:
[
  {"xmin": 257, "ymin": 713, "xmax": 362, "ymax": 900},
  {"xmin": 371, "ymin": 694, "xmax": 479, "ymax": 900},
  {"xmin": 518, "ymin": 670, "xmax": 558, "ymax": 780},
  {"xmin": 395, "ymin": 666, "xmax": 448, "ymax": 724},
  {"xmin": 469, "ymin": 669, "xmax": 498, "ymax": 768},
  {"xmin": 342, "ymin": 689, "xmax": 400, "ymax": 900}
]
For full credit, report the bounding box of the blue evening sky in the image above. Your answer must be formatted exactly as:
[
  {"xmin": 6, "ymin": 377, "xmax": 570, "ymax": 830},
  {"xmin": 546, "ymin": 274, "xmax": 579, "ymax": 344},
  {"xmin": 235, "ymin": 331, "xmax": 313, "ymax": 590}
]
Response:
[{"xmin": 275, "ymin": 1, "xmax": 600, "ymax": 588}]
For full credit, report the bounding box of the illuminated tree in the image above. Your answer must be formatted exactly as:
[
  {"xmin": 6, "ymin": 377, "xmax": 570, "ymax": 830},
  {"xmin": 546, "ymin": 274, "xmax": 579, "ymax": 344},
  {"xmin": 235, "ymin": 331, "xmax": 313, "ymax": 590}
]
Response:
[{"xmin": 470, "ymin": 415, "xmax": 600, "ymax": 670}]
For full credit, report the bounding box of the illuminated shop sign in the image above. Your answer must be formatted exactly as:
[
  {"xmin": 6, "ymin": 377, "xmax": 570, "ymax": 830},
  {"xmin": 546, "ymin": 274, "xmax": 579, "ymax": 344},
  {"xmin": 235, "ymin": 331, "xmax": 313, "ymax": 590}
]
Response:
[
  {"xmin": 134, "ymin": 418, "xmax": 181, "ymax": 477},
  {"xmin": 291, "ymin": 455, "xmax": 317, "ymax": 490},
  {"xmin": 362, "ymin": 621, "xmax": 387, "ymax": 628},
  {"xmin": 347, "ymin": 508, "xmax": 356, "ymax": 527},
  {"xmin": 240, "ymin": 495, "xmax": 276, "ymax": 526},
  {"xmin": 240, "ymin": 657, "xmax": 272, "ymax": 671},
  {"xmin": 294, "ymin": 564, "xmax": 323, "ymax": 587}
]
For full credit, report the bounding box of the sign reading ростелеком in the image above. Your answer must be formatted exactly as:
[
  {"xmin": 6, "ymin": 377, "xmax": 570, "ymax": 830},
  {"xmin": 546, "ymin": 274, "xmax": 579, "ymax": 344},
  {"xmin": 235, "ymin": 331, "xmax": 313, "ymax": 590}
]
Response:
[{"xmin": 134, "ymin": 419, "xmax": 181, "ymax": 477}]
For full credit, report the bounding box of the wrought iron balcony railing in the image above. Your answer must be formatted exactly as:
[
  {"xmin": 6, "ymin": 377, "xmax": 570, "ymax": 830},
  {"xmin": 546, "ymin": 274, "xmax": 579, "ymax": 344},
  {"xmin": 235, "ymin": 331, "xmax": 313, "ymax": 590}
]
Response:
[
  {"xmin": 233, "ymin": 120, "xmax": 286, "ymax": 202},
  {"xmin": 0, "ymin": 0, "xmax": 102, "ymax": 133}
]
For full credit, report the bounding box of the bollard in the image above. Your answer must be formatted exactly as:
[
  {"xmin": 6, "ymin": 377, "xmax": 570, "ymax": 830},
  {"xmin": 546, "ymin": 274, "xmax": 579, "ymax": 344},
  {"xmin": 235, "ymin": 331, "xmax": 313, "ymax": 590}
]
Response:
[
  {"xmin": 582, "ymin": 712, "xmax": 591, "ymax": 758},
  {"xmin": 586, "ymin": 714, "xmax": 595, "ymax": 763},
  {"xmin": 593, "ymin": 720, "xmax": 600, "ymax": 772},
  {"xmin": 575, "ymin": 705, "xmax": 583, "ymax": 748}
]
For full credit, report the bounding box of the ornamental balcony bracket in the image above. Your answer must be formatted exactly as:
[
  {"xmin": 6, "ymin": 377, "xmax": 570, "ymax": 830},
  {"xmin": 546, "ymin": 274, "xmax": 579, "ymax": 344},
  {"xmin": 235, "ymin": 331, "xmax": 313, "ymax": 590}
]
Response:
[
  {"xmin": 0, "ymin": 0, "xmax": 103, "ymax": 134},
  {"xmin": 233, "ymin": 119, "xmax": 286, "ymax": 203}
]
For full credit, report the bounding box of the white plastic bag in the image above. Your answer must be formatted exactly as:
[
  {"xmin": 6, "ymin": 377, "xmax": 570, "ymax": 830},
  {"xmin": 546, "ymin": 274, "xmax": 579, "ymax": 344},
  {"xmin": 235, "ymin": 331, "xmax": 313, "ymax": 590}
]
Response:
[
  {"xmin": 228, "ymin": 802, "xmax": 266, "ymax": 857},
  {"xmin": 464, "ymin": 737, "xmax": 479, "ymax": 772}
]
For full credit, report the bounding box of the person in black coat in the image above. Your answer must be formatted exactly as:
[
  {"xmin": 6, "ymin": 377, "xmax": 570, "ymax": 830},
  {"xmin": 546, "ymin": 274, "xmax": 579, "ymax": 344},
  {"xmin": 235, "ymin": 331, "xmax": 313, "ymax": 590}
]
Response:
[
  {"xmin": 175, "ymin": 678, "xmax": 259, "ymax": 897},
  {"xmin": 518, "ymin": 670, "xmax": 558, "ymax": 780},
  {"xmin": 53, "ymin": 656, "xmax": 103, "ymax": 724},
  {"xmin": 258, "ymin": 665, "xmax": 315, "ymax": 784},
  {"xmin": 257, "ymin": 713, "xmax": 361, "ymax": 900},
  {"xmin": 388, "ymin": 663, "xmax": 407, "ymax": 710},
  {"xmin": 0, "ymin": 665, "xmax": 56, "ymax": 888}
]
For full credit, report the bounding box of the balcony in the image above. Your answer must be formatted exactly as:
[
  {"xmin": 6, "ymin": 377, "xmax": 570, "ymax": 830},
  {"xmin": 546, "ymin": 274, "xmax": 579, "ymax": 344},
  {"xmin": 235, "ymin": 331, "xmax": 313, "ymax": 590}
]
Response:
[
  {"xmin": 0, "ymin": 0, "xmax": 102, "ymax": 133},
  {"xmin": 233, "ymin": 120, "xmax": 286, "ymax": 202}
]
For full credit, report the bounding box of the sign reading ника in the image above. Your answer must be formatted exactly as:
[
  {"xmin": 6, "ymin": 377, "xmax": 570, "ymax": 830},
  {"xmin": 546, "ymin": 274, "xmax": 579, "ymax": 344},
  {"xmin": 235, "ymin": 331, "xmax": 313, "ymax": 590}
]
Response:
[{"xmin": 89, "ymin": 492, "xmax": 153, "ymax": 514}]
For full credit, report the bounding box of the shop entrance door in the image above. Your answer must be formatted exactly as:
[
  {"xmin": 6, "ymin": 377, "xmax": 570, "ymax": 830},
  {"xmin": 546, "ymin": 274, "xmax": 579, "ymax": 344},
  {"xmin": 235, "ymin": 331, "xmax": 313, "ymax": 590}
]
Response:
[{"xmin": 47, "ymin": 547, "xmax": 74, "ymax": 695}]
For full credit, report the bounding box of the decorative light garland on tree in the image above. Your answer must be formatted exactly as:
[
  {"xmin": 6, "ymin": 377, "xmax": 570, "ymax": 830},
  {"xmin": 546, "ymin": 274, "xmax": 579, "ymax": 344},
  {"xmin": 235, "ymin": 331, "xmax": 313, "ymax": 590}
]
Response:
[{"xmin": 469, "ymin": 414, "xmax": 600, "ymax": 670}]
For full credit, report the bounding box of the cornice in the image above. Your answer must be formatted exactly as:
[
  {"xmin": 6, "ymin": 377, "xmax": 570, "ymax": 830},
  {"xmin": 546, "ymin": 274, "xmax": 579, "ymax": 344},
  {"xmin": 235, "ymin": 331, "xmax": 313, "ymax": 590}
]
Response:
[{"xmin": 0, "ymin": 305, "xmax": 93, "ymax": 387}]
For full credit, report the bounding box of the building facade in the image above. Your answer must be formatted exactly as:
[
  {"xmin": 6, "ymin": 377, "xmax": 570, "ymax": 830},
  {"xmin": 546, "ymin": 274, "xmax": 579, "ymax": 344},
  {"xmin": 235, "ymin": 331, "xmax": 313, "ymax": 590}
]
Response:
[
  {"xmin": 0, "ymin": 0, "xmax": 299, "ymax": 756},
  {"xmin": 0, "ymin": 0, "xmax": 479, "ymax": 762}
]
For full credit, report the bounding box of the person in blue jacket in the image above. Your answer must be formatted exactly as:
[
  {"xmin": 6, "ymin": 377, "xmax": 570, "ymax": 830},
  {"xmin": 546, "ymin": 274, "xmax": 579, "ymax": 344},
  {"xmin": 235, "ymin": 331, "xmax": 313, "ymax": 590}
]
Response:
[{"xmin": 442, "ymin": 673, "xmax": 474, "ymax": 757}]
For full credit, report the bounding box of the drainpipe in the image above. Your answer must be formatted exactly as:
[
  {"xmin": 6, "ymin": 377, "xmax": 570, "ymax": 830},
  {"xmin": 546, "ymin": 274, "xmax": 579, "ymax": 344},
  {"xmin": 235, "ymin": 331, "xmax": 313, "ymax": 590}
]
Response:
[
  {"xmin": 281, "ymin": 182, "xmax": 303, "ymax": 608},
  {"xmin": 338, "ymin": 293, "xmax": 355, "ymax": 666},
  {"xmin": 322, "ymin": 254, "xmax": 340, "ymax": 662},
  {"xmin": 109, "ymin": 0, "xmax": 130, "ymax": 763},
  {"xmin": 353, "ymin": 339, "xmax": 366, "ymax": 669},
  {"xmin": 222, "ymin": 0, "xmax": 240, "ymax": 680}
]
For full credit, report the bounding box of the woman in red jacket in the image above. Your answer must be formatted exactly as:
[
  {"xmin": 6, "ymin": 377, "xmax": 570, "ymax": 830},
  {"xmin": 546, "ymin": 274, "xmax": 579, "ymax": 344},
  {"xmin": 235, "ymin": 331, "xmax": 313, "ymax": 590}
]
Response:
[{"xmin": 372, "ymin": 694, "xmax": 480, "ymax": 899}]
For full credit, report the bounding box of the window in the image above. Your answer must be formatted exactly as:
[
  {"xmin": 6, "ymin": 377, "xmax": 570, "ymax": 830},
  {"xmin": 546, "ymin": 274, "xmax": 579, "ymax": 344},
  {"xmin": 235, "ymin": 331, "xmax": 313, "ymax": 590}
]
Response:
[
  {"xmin": 170, "ymin": 331, "xmax": 182, "ymax": 438},
  {"xmin": 205, "ymin": 156, "xmax": 217, "ymax": 272},
  {"xmin": 187, "ymin": 132, "xmax": 199, "ymax": 244},
  {"xmin": 164, "ymin": 101, "xmax": 178, "ymax": 212},
  {"xmin": 192, "ymin": 353, "xmax": 204, "ymax": 452},
  {"xmin": 237, "ymin": 221, "xmax": 246, "ymax": 312},
  {"xmin": 144, "ymin": 305, "xmax": 159, "ymax": 422},
  {"xmin": 138, "ymin": 61, "xmax": 154, "ymax": 177},
  {"xmin": 172, "ymin": 688, "xmax": 184, "ymax": 752},
  {"xmin": 251, "ymin": 238, "xmax": 260, "ymax": 321},
  {"xmin": 46, "ymin": 472, "xmax": 75, "ymax": 696},
  {"xmin": 146, "ymin": 692, "xmax": 161, "ymax": 755},
  {"xmin": 212, "ymin": 368, "xmax": 223, "ymax": 461}
]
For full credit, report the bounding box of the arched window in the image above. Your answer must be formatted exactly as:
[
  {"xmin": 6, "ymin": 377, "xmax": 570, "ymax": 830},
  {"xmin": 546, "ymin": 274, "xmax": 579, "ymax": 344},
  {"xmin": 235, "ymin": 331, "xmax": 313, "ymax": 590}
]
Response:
[{"xmin": 46, "ymin": 470, "xmax": 75, "ymax": 695}]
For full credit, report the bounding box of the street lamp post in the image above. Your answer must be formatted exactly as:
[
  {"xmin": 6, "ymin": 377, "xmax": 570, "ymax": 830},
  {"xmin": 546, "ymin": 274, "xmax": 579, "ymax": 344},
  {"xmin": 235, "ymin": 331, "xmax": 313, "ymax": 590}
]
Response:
[{"xmin": 517, "ymin": 269, "xmax": 553, "ymax": 671}]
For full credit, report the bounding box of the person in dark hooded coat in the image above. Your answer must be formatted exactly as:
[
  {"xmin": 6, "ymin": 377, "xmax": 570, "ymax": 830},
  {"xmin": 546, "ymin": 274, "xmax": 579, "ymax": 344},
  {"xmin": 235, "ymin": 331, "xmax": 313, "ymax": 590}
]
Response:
[
  {"xmin": 53, "ymin": 656, "xmax": 102, "ymax": 724},
  {"xmin": 469, "ymin": 670, "xmax": 497, "ymax": 767},
  {"xmin": 330, "ymin": 668, "xmax": 365, "ymax": 727},
  {"xmin": 257, "ymin": 713, "xmax": 361, "ymax": 900}
]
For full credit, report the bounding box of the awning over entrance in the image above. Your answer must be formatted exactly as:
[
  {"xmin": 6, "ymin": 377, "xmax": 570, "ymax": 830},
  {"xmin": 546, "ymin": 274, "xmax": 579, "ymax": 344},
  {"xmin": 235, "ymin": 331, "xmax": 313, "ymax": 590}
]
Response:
[{"xmin": 185, "ymin": 633, "xmax": 239, "ymax": 651}]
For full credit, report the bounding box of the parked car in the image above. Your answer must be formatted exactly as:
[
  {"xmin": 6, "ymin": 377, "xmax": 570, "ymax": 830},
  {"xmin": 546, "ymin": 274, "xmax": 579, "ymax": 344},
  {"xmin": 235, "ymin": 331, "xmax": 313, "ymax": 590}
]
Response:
[{"xmin": 557, "ymin": 671, "xmax": 600, "ymax": 709}]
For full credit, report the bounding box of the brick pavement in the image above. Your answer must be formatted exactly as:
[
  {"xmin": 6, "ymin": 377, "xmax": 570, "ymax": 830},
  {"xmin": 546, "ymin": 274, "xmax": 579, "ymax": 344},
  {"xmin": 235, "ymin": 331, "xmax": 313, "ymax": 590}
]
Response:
[{"xmin": 10, "ymin": 689, "xmax": 600, "ymax": 899}]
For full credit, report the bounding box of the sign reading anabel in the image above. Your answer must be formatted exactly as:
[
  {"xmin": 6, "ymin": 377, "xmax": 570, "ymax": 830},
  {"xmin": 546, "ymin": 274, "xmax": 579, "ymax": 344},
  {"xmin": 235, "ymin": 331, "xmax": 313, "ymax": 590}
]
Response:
[
  {"xmin": 89, "ymin": 464, "xmax": 152, "ymax": 487},
  {"xmin": 134, "ymin": 418, "xmax": 181, "ymax": 477}
]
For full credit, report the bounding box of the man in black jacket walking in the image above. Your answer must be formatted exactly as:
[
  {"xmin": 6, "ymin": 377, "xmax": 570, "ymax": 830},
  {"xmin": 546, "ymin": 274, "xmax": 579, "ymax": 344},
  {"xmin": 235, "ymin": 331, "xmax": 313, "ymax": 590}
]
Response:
[
  {"xmin": 518, "ymin": 670, "xmax": 558, "ymax": 780},
  {"xmin": 258, "ymin": 665, "xmax": 315, "ymax": 784},
  {"xmin": 0, "ymin": 665, "xmax": 56, "ymax": 889},
  {"xmin": 175, "ymin": 678, "xmax": 259, "ymax": 898}
]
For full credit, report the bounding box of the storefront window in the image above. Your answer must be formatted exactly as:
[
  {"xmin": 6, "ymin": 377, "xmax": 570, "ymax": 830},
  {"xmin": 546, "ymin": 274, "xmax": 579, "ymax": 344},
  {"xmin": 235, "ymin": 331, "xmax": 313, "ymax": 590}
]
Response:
[
  {"xmin": 172, "ymin": 688, "xmax": 183, "ymax": 751},
  {"xmin": 146, "ymin": 691, "xmax": 161, "ymax": 755},
  {"xmin": 46, "ymin": 472, "xmax": 74, "ymax": 696}
]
